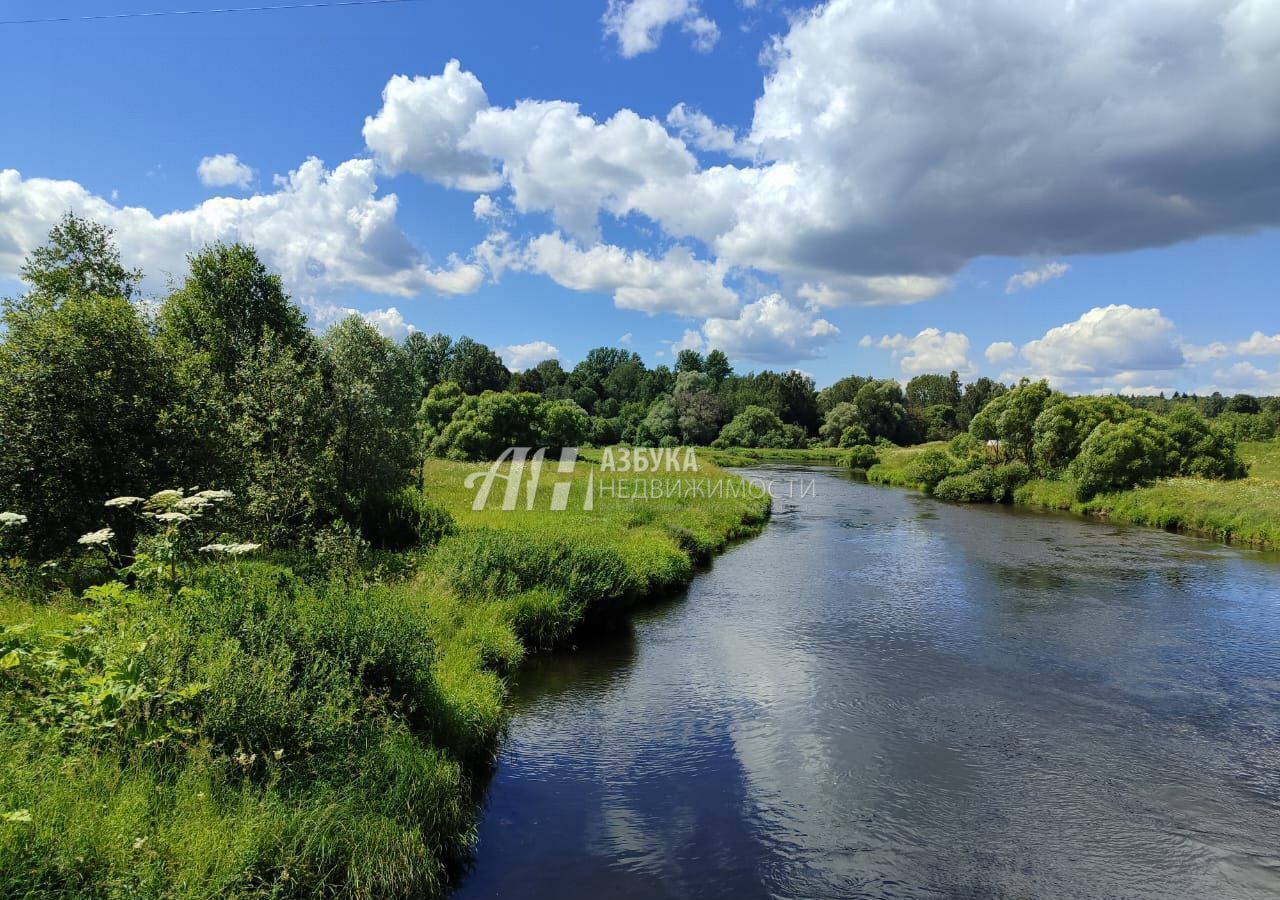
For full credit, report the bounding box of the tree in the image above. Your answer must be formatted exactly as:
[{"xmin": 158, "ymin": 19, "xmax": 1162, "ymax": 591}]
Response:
[
  {"xmin": 819, "ymin": 402, "xmax": 868, "ymax": 447},
  {"xmin": 675, "ymin": 348, "xmax": 705, "ymax": 373},
  {"xmin": 672, "ymin": 371, "xmax": 729, "ymax": 444},
  {"xmin": 16, "ymin": 212, "xmax": 141, "ymax": 307},
  {"xmin": 1162, "ymin": 406, "xmax": 1247, "ymax": 479},
  {"xmin": 958, "ymin": 377, "xmax": 1007, "ymax": 429},
  {"xmin": 704, "ymin": 349, "xmax": 733, "ymax": 384},
  {"xmin": 905, "ymin": 372, "xmax": 961, "ymax": 410},
  {"xmin": 817, "ymin": 375, "xmax": 871, "ymax": 416},
  {"xmin": 1225, "ymin": 393, "xmax": 1261, "ymax": 415},
  {"xmin": 1031, "ymin": 395, "xmax": 1130, "ymax": 474},
  {"xmin": 323, "ymin": 316, "xmax": 419, "ymax": 518},
  {"xmin": 713, "ymin": 406, "xmax": 799, "ymax": 449},
  {"xmin": 231, "ymin": 336, "xmax": 336, "ymax": 544},
  {"xmin": 968, "ymin": 380, "xmax": 1053, "ymax": 463},
  {"xmin": 852, "ymin": 379, "xmax": 909, "ymax": 443},
  {"xmin": 1070, "ymin": 417, "xmax": 1177, "ymax": 499},
  {"xmin": 638, "ymin": 397, "xmax": 679, "ymax": 445},
  {"xmin": 444, "ymin": 336, "xmax": 509, "ymax": 394},
  {"xmin": 430, "ymin": 391, "xmax": 542, "ymax": 460},
  {"xmin": 157, "ymin": 243, "xmax": 310, "ymax": 389},
  {"xmin": 0, "ymin": 293, "xmax": 173, "ymax": 557},
  {"xmin": 403, "ymin": 332, "xmax": 453, "ymax": 395},
  {"xmin": 536, "ymin": 400, "xmax": 591, "ymax": 450}
]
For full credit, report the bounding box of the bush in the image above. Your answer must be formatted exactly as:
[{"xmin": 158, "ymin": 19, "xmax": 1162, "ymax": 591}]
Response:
[
  {"xmin": 948, "ymin": 432, "xmax": 981, "ymax": 460},
  {"xmin": 932, "ymin": 468, "xmax": 999, "ymax": 502},
  {"xmin": 361, "ymin": 489, "xmax": 457, "ymax": 551},
  {"xmin": 843, "ymin": 444, "xmax": 879, "ymax": 470},
  {"xmin": 904, "ymin": 448, "xmax": 955, "ymax": 492},
  {"xmin": 991, "ymin": 461, "xmax": 1032, "ymax": 501},
  {"xmin": 1069, "ymin": 418, "xmax": 1178, "ymax": 500}
]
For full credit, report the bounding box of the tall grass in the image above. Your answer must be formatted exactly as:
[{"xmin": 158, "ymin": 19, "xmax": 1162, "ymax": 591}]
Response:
[{"xmin": 1, "ymin": 455, "xmax": 769, "ymax": 898}]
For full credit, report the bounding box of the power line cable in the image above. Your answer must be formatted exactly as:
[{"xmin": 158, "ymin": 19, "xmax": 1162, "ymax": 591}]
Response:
[{"xmin": 0, "ymin": 0, "xmax": 424, "ymax": 26}]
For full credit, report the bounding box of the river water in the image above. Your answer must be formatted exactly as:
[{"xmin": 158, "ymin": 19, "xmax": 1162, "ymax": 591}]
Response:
[{"xmin": 453, "ymin": 466, "xmax": 1280, "ymax": 899}]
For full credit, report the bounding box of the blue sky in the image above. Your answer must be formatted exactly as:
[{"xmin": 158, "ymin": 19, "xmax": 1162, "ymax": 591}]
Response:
[{"xmin": 1, "ymin": 0, "xmax": 1277, "ymax": 392}]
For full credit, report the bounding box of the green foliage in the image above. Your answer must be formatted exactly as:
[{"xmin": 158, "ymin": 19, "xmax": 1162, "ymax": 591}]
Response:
[
  {"xmin": 819, "ymin": 401, "xmax": 860, "ymax": 446},
  {"xmin": 443, "ymin": 336, "xmax": 510, "ymax": 394},
  {"xmin": 842, "ymin": 444, "xmax": 880, "ymax": 470},
  {"xmin": 324, "ymin": 316, "xmax": 419, "ymax": 518},
  {"xmin": 537, "ymin": 398, "xmax": 591, "ymax": 449},
  {"xmin": 1069, "ymin": 417, "xmax": 1178, "ymax": 499},
  {"xmin": 360, "ymin": 489, "xmax": 456, "ymax": 551},
  {"xmin": 713, "ymin": 405, "xmax": 802, "ymax": 449},
  {"xmin": 932, "ymin": 467, "xmax": 999, "ymax": 502},
  {"xmin": 15, "ymin": 212, "xmax": 141, "ymax": 306},
  {"xmin": 852, "ymin": 379, "xmax": 910, "ymax": 444},
  {"xmin": 948, "ymin": 432, "xmax": 981, "ymax": 459},
  {"xmin": 903, "ymin": 448, "xmax": 956, "ymax": 492},
  {"xmin": 969, "ymin": 379, "xmax": 1055, "ymax": 463},
  {"xmin": 0, "ymin": 292, "xmax": 176, "ymax": 559},
  {"xmin": 1163, "ymin": 406, "xmax": 1248, "ymax": 478},
  {"xmin": 1031, "ymin": 395, "xmax": 1131, "ymax": 474}
]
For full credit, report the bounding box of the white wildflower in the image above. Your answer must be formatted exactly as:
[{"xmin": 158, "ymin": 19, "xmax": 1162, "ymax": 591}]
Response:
[
  {"xmin": 174, "ymin": 496, "xmax": 210, "ymax": 512},
  {"xmin": 194, "ymin": 489, "xmax": 234, "ymax": 503},
  {"xmin": 0, "ymin": 512, "xmax": 28, "ymax": 527},
  {"xmin": 146, "ymin": 489, "xmax": 184, "ymax": 509},
  {"xmin": 78, "ymin": 528, "xmax": 115, "ymax": 546},
  {"xmin": 199, "ymin": 542, "xmax": 261, "ymax": 555},
  {"xmin": 152, "ymin": 512, "xmax": 191, "ymax": 524},
  {"xmin": 104, "ymin": 496, "xmax": 145, "ymax": 508}
]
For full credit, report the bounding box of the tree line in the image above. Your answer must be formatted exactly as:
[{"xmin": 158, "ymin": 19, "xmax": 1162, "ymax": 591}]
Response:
[{"xmin": 3, "ymin": 214, "xmax": 1278, "ymax": 560}]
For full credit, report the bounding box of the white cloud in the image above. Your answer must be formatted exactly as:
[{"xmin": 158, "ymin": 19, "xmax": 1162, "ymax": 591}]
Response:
[
  {"xmin": 499, "ymin": 340, "xmax": 559, "ymax": 370},
  {"xmin": 797, "ymin": 274, "xmax": 951, "ymax": 307},
  {"xmin": 1020, "ymin": 305, "xmax": 1185, "ymax": 378},
  {"xmin": 524, "ymin": 232, "xmax": 738, "ymax": 317},
  {"xmin": 1209, "ymin": 362, "xmax": 1280, "ymax": 394},
  {"xmin": 305, "ymin": 299, "xmax": 417, "ymax": 341},
  {"xmin": 472, "ymin": 193, "xmax": 503, "ymax": 220},
  {"xmin": 1237, "ymin": 331, "xmax": 1280, "ymax": 355},
  {"xmin": 666, "ymin": 103, "xmax": 740, "ymax": 154},
  {"xmin": 603, "ymin": 0, "xmax": 719, "ymax": 57},
  {"xmin": 858, "ymin": 334, "xmax": 872, "ymax": 348},
  {"xmin": 363, "ymin": 61, "xmax": 501, "ymax": 190},
  {"xmin": 877, "ymin": 328, "xmax": 974, "ymax": 375},
  {"xmin": 197, "ymin": 153, "xmax": 253, "ymax": 190},
  {"xmin": 671, "ymin": 328, "xmax": 705, "ymax": 353},
  {"xmin": 695, "ymin": 293, "xmax": 839, "ymax": 362},
  {"xmin": 1005, "ymin": 261, "xmax": 1070, "ymax": 294},
  {"xmin": 0, "ymin": 159, "xmax": 485, "ymax": 298},
  {"xmin": 985, "ymin": 341, "xmax": 1016, "ymax": 363},
  {"xmin": 618, "ymin": 332, "xmax": 633, "ymax": 345}
]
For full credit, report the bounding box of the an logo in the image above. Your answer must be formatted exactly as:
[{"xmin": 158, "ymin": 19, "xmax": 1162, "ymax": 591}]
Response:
[{"xmin": 464, "ymin": 447, "xmax": 593, "ymax": 512}]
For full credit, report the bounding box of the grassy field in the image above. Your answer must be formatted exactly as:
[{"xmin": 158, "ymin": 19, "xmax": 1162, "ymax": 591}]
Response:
[
  {"xmin": 0, "ymin": 458, "xmax": 768, "ymax": 899},
  {"xmin": 860, "ymin": 439, "xmax": 1280, "ymax": 550},
  {"xmin": 698, "ymin": 446, "xmax": 849, "ymax": 467}
]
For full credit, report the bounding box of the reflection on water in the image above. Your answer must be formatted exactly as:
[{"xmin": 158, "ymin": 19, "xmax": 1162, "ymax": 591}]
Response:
[{"xmin": 454, "ymin": 466, "xmax": 1280, "ymax": 899}]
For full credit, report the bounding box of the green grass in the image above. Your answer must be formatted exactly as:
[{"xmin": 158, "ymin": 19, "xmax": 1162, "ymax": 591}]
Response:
[
  {"xmin": 698, "ymin": 446, "xmax": 849, "ymax": 467},
  {"xmin": 865, "ymin": 439, "xmax": 1280, "ymax": 550},
  {"xmin": 1, "ymin": 457, "xmax": 769, "ymax": 899}
]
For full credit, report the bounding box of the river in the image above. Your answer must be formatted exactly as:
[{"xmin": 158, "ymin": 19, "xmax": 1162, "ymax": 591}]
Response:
[{"xmin": 454, "ymin": 465, "xmax": 1280, "ymax": 899}]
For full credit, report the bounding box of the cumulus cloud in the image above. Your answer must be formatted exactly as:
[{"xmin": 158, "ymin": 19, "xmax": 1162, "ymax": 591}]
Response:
[
  {"xmin": 524, "ymin": 233, "xmax": 738, "ymax": 317},
  {"xmin": 877, "ymin": 328, "xmax": 974, "ymax": 375},
  {"xmin": 499, "ymin": 340, "xmax": 559, "ymax": 370},
  {"xmin": 797, "ymin": 274, "xmax": 951, "ymax": 307},
  {"xmin": 1020, "ymin": 305, "xmax": 1185, "ymax": 378},
  {"xmin": 694, "ymin": 293, "xmax": 839, "ymax": 362},
  {"xmin": 619, "ymin": 332, "xmax": 633, "ymax": 345},
  {"xmin": 1237, "ymin": 331, "xmax": 1280, "ymax": 355},
  {"xmin": 197, "ymin": 153, "xmax": 253, "ymax": 189},
  {"xmin": 1210, "ymin": 361, "xmax": 1280, "ymax": 394},
  {"xmin": 363, "ymin": 61, "xmax": 501, "ymax": 190},
  {"xmin": 472, "ymin": 193, "xmax": 503, "ymax": 221},
  {"xmin": 603, "ymin": 0, "xmax": 719, "ymax": 57},
  {"xmin": 1005, "ymin": 261, "xmax": 1070, "ymax": 294},
  {"xmin": 0, "ymin": 159, "xmax": 484, "ymax": 298},
  {"xmin": 305, "ymin": 299, "xmax": 417, "ymax": 341},
  {"xmin": 666, "ymin": 103, "xmax": 741, "ymax": 154},
  {"xmin": 985, "ymin": 341, "xmax": 1016, "ymax": 363}
]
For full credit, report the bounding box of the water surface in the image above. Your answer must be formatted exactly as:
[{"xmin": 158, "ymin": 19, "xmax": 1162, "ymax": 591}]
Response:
[{"xmin": 455, "ymin": 466, "xmax": 1280, "ymax": 899}]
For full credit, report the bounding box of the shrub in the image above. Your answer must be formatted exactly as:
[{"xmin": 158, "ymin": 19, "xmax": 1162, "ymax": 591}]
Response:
[
  {"xmin": 948, "ymin": 431, "xmax": 981, "ymax": 460},
  {"xmin": 843, "ymin": 444, "xmax": 879, "ymax": 470},
  {"xmin": 904, "ymin": 448, "xmax": 955, "ymax": 492},
  {"xmin": 361, "ymin": 489, "xmax": 457, "ymax": 551},
  {"xmin": 1069, "ymin": 417, "xmax": 1178, "ymax": 500},
  {"xmin": 932, "ymin": 468, "xmax": 999, "ymax": 503},
  {"xmin": 991, "ymin": 461, "xmax": 1032, "ymax": 501}
]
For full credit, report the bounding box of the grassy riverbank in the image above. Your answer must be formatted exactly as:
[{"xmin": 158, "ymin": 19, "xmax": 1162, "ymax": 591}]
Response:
[
  {"xmin": 0, "ymin": 459, "xmax": 767, "ymax": 899},
  {"xmin": 863, "ymin": 440, "xmax": 1280, "ymax": 549}
]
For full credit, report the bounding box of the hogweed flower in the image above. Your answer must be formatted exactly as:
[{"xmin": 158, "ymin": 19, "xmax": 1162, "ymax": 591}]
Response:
[
  {"xmin": 78, "ymin": 527, "xmax": 115, "ymax": 546},
  {"xmin": 151, "ymin": 512, "xmax": 192, "ymax": 524},
  {"xmin": 199, "ymin": 542, "xmax": 261, "ymax": 556},
  {"xmin": 104, "ymin": 496, "xmax": 145, "ymax": 508},
  {"xmin": 0, "ymin": 511, "xmax": 27, "ymax": 528}
]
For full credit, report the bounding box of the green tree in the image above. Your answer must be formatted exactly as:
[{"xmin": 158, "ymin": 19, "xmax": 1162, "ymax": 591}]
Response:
[
  {"xmin": 852, "ymin": 379, "xmax": 909, "ymax": 443},
  {"xmin": 817, "ymin": 375, "xmax": 870, "ymax": 416},
  {"xmin": 403, "ymin": 332, "xmax": 453, "ymax": 395},
  {"xmin": 1070, "ymin": 417, "xmax": 1178, "ymax": 499},
  {"xmin": 323, "ymin": 317, "xmax": 419, "ymax": 518},
  {"xmin": 675, "ymin": 348, "xmax": 705, "ymax": 374},
  {"xmin": 638, "ymin": 397, "xmax": 679, "ymax": 445},
  {"xmin": 536, "ymin": 399, "xmax": 591, "ymax": 450},
  {"xmin": 430, "ymin": 391, "xmax": 542, "ymax": 460},
  {"xmin": 819, "ymin": 401, "xmax": 868, "ymax": 447},
  {"xmin": 156, "ymin": 243, "xmax": 310, "ymax": 389},
  {"xmin": 958, "ymin": 377, "xmax": 1007, "ymax": 430},
  {"xmin": 0, "ymin": 294, "xmax": 174, "ymax": 557},
  {"xmin": 713, "ymin": 406, "xmax": 800, "ymax": 448},
  {"xmin": 16, "ymin": 212, "xmax": 141, "ymax": 307},
  {"xmin": 1162, "ymin": 406, "xmax": 1247, "ymax": 479},
  {"xmin": 905, "ymin": 372, "xmax": 961, "ymax": 410},
  {"xmin": 704, "ymin": 349, "xmax": 733, "ymax": 384},
  {"xmin": 1031, "ymin": 395, "xmax": 1130, "ymax": 474},
  {"xmin": 672, "ymin": 371, "xmax": 729, "ymax": 444},
  {"xmin": 968, "ymin": 380, "xmax": 1053, "ymax": 463},
  {"xmin": 444, "ymin": 336, "xmax": 509, "ymax": 394}
]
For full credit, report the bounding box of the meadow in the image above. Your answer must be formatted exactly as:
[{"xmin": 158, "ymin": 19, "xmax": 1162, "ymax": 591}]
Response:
[{"xmin": 0, "ymin": 458, "xmax": 768, "ymax": 899}]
